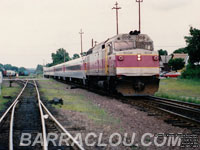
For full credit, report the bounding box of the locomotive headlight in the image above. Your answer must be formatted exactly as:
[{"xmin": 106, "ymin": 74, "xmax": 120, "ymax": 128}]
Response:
[
  {"xmin": 153, "ymin": 55, "xmax": 159, "ymax": 61},
  {"xmin": 118, "ymin": 55, "xmax": 124, "ymax": 61},
  {"xmin": 137, "ymin": 54, "xmax": 142, "ymax": 61}
]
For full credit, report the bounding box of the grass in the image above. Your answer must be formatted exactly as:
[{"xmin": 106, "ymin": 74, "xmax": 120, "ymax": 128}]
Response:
[
  {"xmin": 38, "ymin": 80, "xmax": 120, "ymax": 125},
  {"xmin": 155, "ymin": 78, "xmax": 200, "ymax": 104},
  {"xmin": 0, "ymin": 83, "xmax": 21, "ymax": 110}
]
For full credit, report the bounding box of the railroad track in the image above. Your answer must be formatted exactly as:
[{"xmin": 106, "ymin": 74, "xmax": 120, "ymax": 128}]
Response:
[
  {"xmin": 41, "ymin": 78, "xmax": 200, "ymax": 134},
  {"xmin": 54, "ymin": 78, "xmax": 200, "ymax": 127},
  {"xmin": 147, "ymin": 96, "xmax": 200, "ymax": 109},
  {"xmin": 0, "ymin": 80, "xmax": 85, "ymax": 150},
  {"xmin": 120, "ymin": 96, "xmax": 200, "ymax": 135},
  {"xmin": 145, "ymin": 96, "xmax": 200, "ymax": 125}
]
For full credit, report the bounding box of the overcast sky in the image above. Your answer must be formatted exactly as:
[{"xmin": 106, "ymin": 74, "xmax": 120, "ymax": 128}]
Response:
[{"xmin": 0, "ymin": 0, "xmax": 199, "ymax": 68}]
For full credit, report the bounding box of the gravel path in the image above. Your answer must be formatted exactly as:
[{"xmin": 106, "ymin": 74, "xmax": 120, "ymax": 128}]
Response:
[{"xmin": 38, "ymin": 80, "xmax": 197, "ymax": 150}]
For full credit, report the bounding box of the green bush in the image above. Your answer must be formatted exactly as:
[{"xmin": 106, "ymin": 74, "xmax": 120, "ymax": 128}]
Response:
[
  {"xmin": 168, "ymin": 58, "xmax": 185, "ymax": 71},
  {"xmin": 181, "ymin": 64, "xmax": 200, "ymax": 79}
]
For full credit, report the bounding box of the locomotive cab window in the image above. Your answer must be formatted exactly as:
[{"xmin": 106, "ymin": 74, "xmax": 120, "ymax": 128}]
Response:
[
  {"xmin": 136, "ymin": 41, "xmax": 153, "ymax": 51},
  {"xmin": 114, "ymin": 41, "xmax": 153, "ymax": 51},
  {"xmin": 114, "ymin": 41, "xmax": 136, "ymax": 51}
]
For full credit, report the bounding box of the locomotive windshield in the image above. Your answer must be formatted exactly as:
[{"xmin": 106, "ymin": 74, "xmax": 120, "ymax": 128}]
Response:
[
  {"xmin": 114, "ymin": 41, "xmax": 153, "ymax": 51},
  {"xmin": 136, "ymin": 41, "xmax": 153, "ymax": 50},
  {"xmin": 114, "ymin": 41, "xmax": 135, "ymax": 51}
]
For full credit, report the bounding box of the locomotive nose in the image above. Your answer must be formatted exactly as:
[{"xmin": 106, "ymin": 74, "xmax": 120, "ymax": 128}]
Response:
[{"xmin": 115, "ymin": 53, "xmax": 160, "ymax": 76}]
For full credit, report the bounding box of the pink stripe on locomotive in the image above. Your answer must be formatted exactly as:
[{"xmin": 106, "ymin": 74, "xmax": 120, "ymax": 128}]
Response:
[{"xmin": 116, "ymin": 55, "xmax": 159, "ymax": 68}]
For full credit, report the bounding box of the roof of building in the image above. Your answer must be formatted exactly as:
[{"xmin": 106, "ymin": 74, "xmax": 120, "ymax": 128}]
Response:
[{"xmin": 172, "ymin": 53, "xmax": 189, "ymax": 62}]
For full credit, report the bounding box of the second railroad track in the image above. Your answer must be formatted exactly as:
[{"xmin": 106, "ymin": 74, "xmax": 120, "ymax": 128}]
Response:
[{"xmin": 0, "ymin": 80, "xmax": 84, "ymax": 150}]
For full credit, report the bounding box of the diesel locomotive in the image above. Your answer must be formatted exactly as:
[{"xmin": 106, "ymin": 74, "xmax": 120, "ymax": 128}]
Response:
[{"xmin": 44, "ymin": 31, "xmax": 160, "ymax": 96}]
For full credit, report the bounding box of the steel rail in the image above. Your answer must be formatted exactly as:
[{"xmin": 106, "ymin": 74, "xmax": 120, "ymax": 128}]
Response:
[
  {"xmin": 40, "ymin": 102, "xmax": 85, "ymax": 150},
  {"xmin": 34, "ymin": 80, "xmax": 48, "ymax": 150},
  {"xmin": 147, "ymin": 96, "xmax": 200, "ymax": 108},
  {"xmin": 14, "ymin": 79, "xmax": 35, "ymax": 86},
  {"xmin": 156, "ymin": 107, "xmax": 200, "ymax": 125},
  {"xmin": 149, "ymin": 100, "xmax": 200, "ymax": 114},
  {"xmin": 9, "ymin": 100, "xmax": 19, "ymax": 150},
  {"xmin": 14, "ymin": 79, "xmax": 26, "ymax": 86},
  {"xmin": 142, "ymin": 97, "xmax": 200, "ymax": 125},
  {"xmin": 33, "ymin": 80, "xmax": 85, "ymax": 150},
  {"xmin": 0, "ymin": 81, "xmax": 28, "ymax": 123}
]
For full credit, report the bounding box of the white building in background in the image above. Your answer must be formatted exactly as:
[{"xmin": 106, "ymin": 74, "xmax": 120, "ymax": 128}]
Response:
[
  {"xmin": 160, "ymin": 55, "xmax": 172, "ymax": 71},
  {"xmin": 172, "ymin": 53, "xmax": 189, "ymax": 65},
  {"xmin": 160, "ymin": 54, "xmax": 189, "ymax": 72}
]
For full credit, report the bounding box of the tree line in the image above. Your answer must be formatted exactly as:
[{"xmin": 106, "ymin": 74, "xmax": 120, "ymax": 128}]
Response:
[
  {"xmin": 0, "ymin": 63, "xmax": 27, "ymax": 73},
  {"xmin": 182, "ymin": 27, "xmax": 200, "ymax": 78},
  {"xmin": 34, "ymin": 49, "xmax": 81, "ymax": 74},
  {"xmin": 46, "ymin": 48, "xmax": 80, "ymax": 67}
]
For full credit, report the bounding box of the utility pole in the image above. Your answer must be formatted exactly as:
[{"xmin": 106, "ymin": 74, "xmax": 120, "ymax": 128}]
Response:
[
  {"xmin": 136, "ymin": 0, "xmax": 143, "ymax": 32},
  {"xmin": 112, "ymin": 2, "xmax": 121, "ymax": 35},
  {"xmin": 92, "ymin": 38, "xmax": 94, "ymax": 47},
  {"xmin": 79, "ymin": 29, "xmax": 84, "ymax": 55}
]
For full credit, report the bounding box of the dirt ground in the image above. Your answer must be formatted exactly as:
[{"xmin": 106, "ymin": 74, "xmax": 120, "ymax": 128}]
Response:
[{"xmin": 38, "ymin": 79, "xmax": 198, "ymax": 150}]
